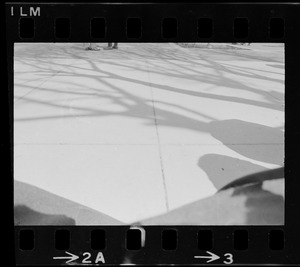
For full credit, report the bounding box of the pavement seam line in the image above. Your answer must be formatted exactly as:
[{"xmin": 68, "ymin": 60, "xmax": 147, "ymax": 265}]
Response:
[
  {"xmin": 14, "ymin": 57, "xmax": 84, "ymax": 104},
  {"xmin": 14, "ymin": 68, "xmax": 67, "ymax": 104},
  {"xmin": 146, "ymin": 59, "xmax": 170, "ymax": 212}
]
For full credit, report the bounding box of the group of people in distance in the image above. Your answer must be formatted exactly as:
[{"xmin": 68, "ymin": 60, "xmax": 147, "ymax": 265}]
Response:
[
  {"xmin": 85, "ymin": 42, "xmax": 118, "ymax": 51},
  {"xmin": 85, "ymin": 42, "xmax": 250, "ymax": 51},
  {"xmin": 232, "ymin": 42, "xmax": 251, "ymax": 45}
]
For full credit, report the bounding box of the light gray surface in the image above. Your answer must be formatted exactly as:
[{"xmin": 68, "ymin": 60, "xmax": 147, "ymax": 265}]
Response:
[{"xmin": 14, "ymin": 43, "xmax": 284, "ymax": 224}]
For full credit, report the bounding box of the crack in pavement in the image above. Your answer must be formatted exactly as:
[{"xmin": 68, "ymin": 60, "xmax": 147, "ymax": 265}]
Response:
[{"xmin": 145, "ymin": 58, "xmax": 170, "ymax": 212}]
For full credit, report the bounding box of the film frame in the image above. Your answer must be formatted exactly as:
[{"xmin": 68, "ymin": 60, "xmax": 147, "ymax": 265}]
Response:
[{"xmin": 5, "ymin": 1, "xmax": 300, "ymax": 266}]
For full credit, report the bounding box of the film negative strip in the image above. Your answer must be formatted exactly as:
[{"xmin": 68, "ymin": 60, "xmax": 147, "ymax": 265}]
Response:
[{"xmin": 5, "ymin": 1, "xmax": 300, "ymax": 266}]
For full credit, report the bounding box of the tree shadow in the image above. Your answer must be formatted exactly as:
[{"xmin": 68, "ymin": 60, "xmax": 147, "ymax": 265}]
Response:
[
  {"xmin": 206, "ymin": 47, "xmax": 284, "ymax": 64},
  {"xmin": 13, "ymin": 44, "xmax": 285, "ymax": 225},
  {"xmin": 266, "ymin": 63, "xmax": 284, "ymax": 69},
  {"xmin": 14, "ymin": 43, "xmax": 284, "ymax": 127}
]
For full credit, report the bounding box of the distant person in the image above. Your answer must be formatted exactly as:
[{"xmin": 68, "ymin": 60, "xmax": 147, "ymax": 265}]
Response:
[
  {"xmin": 105, "ymin": 42, "xmax": 118, "ymax": 50},
  {"xmin": 232, "ymin": 43, "xmax": 250, "ymax": 46},
  {"xmin": 85, "ymin": 43, "xmax": 101, "ymax": 51}
]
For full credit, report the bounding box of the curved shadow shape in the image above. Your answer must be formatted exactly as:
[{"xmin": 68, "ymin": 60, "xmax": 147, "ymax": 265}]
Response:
[
  {"xmin": 209, "ymin": 119, "xmax": 284, "ymax": 165},
  {"xmin": 198, "ymin": 154, "xmax": 269, "ymax": 190}
]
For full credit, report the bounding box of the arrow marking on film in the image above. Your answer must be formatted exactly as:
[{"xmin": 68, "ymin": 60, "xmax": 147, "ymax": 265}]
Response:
[
  {"xmin": 194, "ymin": 251, "xmax": 220, "ymax": 263},
  {"xmin": 53, "ymin": 251, "xmax": 79, "ymax": 264}
]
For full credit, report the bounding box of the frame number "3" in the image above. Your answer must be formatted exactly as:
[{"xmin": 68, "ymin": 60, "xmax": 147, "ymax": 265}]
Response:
[{"xmin": 223, "ymin": 253, "xmax": 233, "ymax": 264}]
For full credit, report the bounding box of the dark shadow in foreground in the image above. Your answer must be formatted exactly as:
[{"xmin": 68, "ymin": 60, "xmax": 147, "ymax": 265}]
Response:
[
  {"xmin": 139, "ymin": 179, "xmax": 284, "ymax": 225},
  {"xmin": 14, "ymin": 180, "xmax": 124, "ymax": 225},
  {"xmin": 14, "ymin": 205, "xmax": 76, "ymax": 225}
]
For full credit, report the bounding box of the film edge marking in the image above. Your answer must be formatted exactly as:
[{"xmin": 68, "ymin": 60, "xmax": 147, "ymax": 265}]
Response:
[
  {"xmin": 194, "ymin": 251, "xmax": 234, "ymax": 264},
  {"xmin": 53, "ymin": 251, "xmax": 106, "ymax": 264},
  {"xmin": 11, "ymin": 6, "xmax": 41, "ymax": 17}
]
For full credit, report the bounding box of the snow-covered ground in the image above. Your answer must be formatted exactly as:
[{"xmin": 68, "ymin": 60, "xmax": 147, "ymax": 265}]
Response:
[{"xmin": 14, "ymin": 43, "xmax": 284, "ymax": 224}]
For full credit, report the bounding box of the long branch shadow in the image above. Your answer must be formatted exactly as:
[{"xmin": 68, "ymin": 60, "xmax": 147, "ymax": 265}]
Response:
[
  {"xmin": 14, "ymin": 45, "xmax": 285, "ymax": 176},
  {"xmin": 71, "ymin": 44, "xmax": 285, "ymax": 95},
  {"xmin": 14, "ymin": 49, "xmax": 284, "ymax": 126},
  {"xmin": 15, "ymin": 43, "xmax": 283, "ymax": 119},
  {"xmin": 16, "ymin": 43, "xmax": 284, "ymax": 93},
  {"xmin": 205, "ymin": 46, "xmax": 284, "ymax": 63}
]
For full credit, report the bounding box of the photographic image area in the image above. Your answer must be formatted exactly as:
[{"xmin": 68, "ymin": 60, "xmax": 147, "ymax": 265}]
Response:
[{"xmin": 14, "ymin": 43, "xmax": 284, "ymax": 225}]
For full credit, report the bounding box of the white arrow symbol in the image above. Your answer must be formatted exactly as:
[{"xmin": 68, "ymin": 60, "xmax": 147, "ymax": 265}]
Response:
[
  {"xmin": 194, "ymin": 251, "xmax": 220, "ymax": 263},
  {"xmin": 53, "ymin": 251, "xmax": 79, "ymax": 264}
]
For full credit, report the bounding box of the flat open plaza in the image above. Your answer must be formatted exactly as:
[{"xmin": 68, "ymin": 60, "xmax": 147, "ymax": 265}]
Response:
[{"xmin": 14, "ymin": 43, "xmax": 284, "ymax": 225}]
